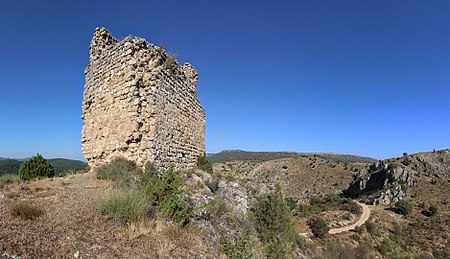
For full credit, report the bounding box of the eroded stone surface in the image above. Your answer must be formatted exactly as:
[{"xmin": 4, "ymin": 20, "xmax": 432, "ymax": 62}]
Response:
[{"xmin": 82, "ymin": 28, "xmax": 205, "ymax": 170}]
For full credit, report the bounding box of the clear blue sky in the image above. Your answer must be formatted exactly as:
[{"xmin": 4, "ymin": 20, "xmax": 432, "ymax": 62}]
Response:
[{"xmin": 1, "ymin": 0, "xmax": 449, "ymax": 161}]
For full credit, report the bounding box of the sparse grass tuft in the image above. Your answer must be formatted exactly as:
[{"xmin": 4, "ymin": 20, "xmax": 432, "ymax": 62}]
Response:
[
  {"xmin": 10, "ymin": 201, "xmax": 44, "ymax": 220},
  {"xmin": 98, "ymin": 189, "xmax": 150, "ymax": 224},
  {"xmin": 0, "ymin": 173, "xmax": 20, "ymax": 186}
]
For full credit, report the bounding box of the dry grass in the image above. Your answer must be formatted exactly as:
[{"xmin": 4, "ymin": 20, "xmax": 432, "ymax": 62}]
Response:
[
  {"xmin": 4, "ymin": 190, "xmax": 20, "ymax": 199},
  {"xmin": 127, "ymin": 218, "xmax": 155, "ymax": 239},
  {"xmin": 0, "ymin": 173, "xmax": 20, "ymax": 186},
  {"xmin": 10, "ymin": 201, "xmax": 44, "ymax": 220}
]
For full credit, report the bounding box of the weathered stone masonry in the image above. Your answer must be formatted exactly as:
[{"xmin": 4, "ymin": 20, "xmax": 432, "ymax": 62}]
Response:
[{"xmin": 81, "ymin": 28, "xmax": 205, "ymax": 170}]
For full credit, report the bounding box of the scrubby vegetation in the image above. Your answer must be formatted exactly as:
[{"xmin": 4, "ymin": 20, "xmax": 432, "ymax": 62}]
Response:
[
  {"xmin": 97, "ymin": 158, "xmax": 190, "ymax": 225},
  {"xmin": 395, "ymin": 199, "xmax": 413, "ymax": 216},
  {"xmin": 10, "ymin": 201, "xmax": 44, "ymax": 220},
  {"xmin": 0, "ymin": 173, "xmax": 20, "ymax": 186},
  {"xmin": 146, "ymin": 165, "xmax": 190, "ymax": 224},
  {"xmin": 19, "ymin": 154, "xmax": 55, "ymax": 181},
  {"xmin": 1, "ymin": 157, "xmax": 87, "ymax": 176},
  {"xmin": 99, "ymin": 189, "xmax": 149, "ymax": 224},
  {"xmin": 294, "ymin": 193, "xmax": 361, "ymax": 217},
  {"xmin": 163, "ymin": 52, "xmax": 178, "ymax": 70},
  {"xmin": 96, "ymin": 157, "xmax": 138, "ymax": 183},
  {"xmin": 251, "ymin": 185, "xmax": 298, "ymax": 258},
  {"xmin": 197, "ymin": 153, "xmax": 213, "ymax": 174},
  {"xmin": 308, "ymin": 216, "xmax": 330, "ymax": 239},
  {"xmin": 220, "ymin": 231, "xmax": 256, "ymax": 258}
]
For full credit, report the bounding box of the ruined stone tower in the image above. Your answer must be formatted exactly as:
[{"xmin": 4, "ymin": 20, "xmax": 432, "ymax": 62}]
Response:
[{"xmin": 81, "ymin": 28, "xmax": 206, "ymax": 170}]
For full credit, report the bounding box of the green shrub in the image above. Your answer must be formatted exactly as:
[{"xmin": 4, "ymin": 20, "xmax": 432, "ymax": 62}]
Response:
[
  {"xmin": 342, "ymin": 199, "xmax": 362, "ymax": 215},
  {"xmin": 309, "ymin": 196, "xmax": 322, "ymax": 205},
  {"xmin": 365, "ymin": 221, "xmax": 380, "ymax": 236},
  {"xmin": 251, "ymin": 185, "xmax": 297, "ymax": 258},
  {"xmin": 308, "ymin": 216, "xmax": 330, "ymax": 239},
  {"xmin": 163, "ymin": 53, "xmax": 178, "ymax": 70},
  {"xmin": 146, "ymin": 165, "xmax": 190, "ymax": 224},
  {"xmin": 324, "ymin": 193, "xmax": 342, "ymax": 203},
  {"xmin": 220, "ymin": 232, "xmax": 255, "ymax": 258},
  {"xmin": 395, "ymin": 199, "xmax": 413, "ymax": 216},
  {"xmin": 96, "ymin": 157, "xmax": 140, "ymax": 187},
  {"xmin": 19, "ymin": 154, "xmax": 55, "ymax": 181},
  {"xmin": 285, "ymin": 197, "xmax": 298, "ymax": 211},
  {"xmin": 433, "ymin": 249, "xmax": 450, "ymax": 259},
  {"xmin": 377, "ymin": 239, "xmax": 394, "ymax": 256},
  {"xmin": 197, "ymin": 153, "xmax": 213, "ymax": 174},
  {"xmin": 98, "ymin": 189, "xmax": 149, "ymax": 224}
]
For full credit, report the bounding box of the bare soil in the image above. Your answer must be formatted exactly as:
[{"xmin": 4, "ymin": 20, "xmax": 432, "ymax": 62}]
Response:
[{"xmin": 0, "ymin": 172, "xmax": 209, "ymax": 258}]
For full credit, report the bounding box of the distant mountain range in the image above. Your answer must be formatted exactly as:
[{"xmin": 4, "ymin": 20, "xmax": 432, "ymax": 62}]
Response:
[
  {"xmin": 207, "ymin": 150, "xmax": 377, "ymax": 163},
  {"xmin": 0, "ymin": 158, "xmax": 88, "ymax": 175}
]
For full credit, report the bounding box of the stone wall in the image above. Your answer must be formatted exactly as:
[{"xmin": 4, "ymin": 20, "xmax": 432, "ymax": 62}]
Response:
[{"xmin": 81, "ymin": 28, "xmax": 205, "ymax": 170}]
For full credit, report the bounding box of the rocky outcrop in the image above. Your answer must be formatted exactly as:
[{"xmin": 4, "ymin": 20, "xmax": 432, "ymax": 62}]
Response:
[
  {"xmin": 414, "ymin": 149, "xmax": 450, "ymax": 177},
  {"xmin": 81, "ymin": 28, "xmax": 205, "ymax": 170},
  {"xmin": 345, "ymin": 149, "xmax": 450, "ymax": 205},
  {"xmin": 345, "ymin": 161, "xmax": 416, "ymax": 205}
]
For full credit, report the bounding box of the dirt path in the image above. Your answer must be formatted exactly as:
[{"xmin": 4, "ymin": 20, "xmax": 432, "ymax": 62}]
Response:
[{"xmin": 300, "ymin": 202, "xmax": 371, "ymax": 237}]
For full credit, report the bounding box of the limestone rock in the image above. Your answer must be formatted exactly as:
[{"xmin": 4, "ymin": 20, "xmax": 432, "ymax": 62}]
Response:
[
  {"xmin": 81, "ymin": 28, "xmax": 206, "ymax": 171},
  {"xmin": 344, "ymin": 161, "xmax": 415, "ymax": 204}
]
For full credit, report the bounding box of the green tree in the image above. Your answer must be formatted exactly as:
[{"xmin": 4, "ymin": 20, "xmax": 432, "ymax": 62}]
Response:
[
  {"xmin": 251, "ymin": 185, "xmax": 297, "ymax": 258},
  {"xmin": 146, "ymin": 165, "xmax": 190, "ymax": 224},
  {"xmin": 308, "ymin": 216, "xmax": 330, "ymax": 239},
  {"xmin": 197, "ymin": 153, "xmax": 213, "ymax": 174},
  {"xmin": 19, "ymin": 154, "xmax": 55, "ymax": 181},
  {"xmin": 395, "ymin": 199, "xmax": 413, "ymax": 216}
]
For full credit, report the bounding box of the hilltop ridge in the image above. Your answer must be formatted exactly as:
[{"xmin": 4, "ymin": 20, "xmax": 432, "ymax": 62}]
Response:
[{"xmin": 208, "ymin": 150, "xmax": 377, "ymax": 163}]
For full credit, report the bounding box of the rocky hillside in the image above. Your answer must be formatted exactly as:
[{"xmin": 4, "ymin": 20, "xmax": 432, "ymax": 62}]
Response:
[
  {"xmin": 345, "ymin": 149, "xmax": 450, "ymax": 204},
  {"xmin": 213, "ymin": 154, "xmax": 371, "ymax": 202}
]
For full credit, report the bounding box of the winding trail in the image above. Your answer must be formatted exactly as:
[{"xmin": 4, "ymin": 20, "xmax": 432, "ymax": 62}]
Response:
[{"xmin": 300, "ymin": 202, "xmax": 370, "ymax": 237}]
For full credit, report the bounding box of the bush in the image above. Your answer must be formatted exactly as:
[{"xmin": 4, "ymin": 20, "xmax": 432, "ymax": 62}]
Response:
[
  {"xmin": 365, "ymin": 221, "xmax": 380, "ymax": 236},
  {"xmin": 163, "ymin": 53, "xmax": 178, "ymax": 70},
  {"xmin": 285, "ymin": 197, "xmax": 298, "ymax": 211},
  {"xmin": 220, "ymin": 232, "xmax": 255, "ymax": 258},
  {"xmin": 324, "ymin": 193, "xmax": 342, "ymax": 203},
  {"xmin": 96, "ymin": 157, "xmax": 139, "ymax": 181},
  {"xmin": 197, "ymin": 153, "xmax": 213, "ymax": 174},
  {"xmin": 146, "ymin": 165, "xmax": 190, "ymax": 224},
  {"xmin": 308, "ymin": 217, "xmax": 330, "ymax": 239},
  {"xmin": 10, "ymin": 201, "xmax": 44, "ymax": 220},
  {"xmin": 395, "ymin": 199, "xmax": 413, "ymax": 216},
  {"xmin": 99, "ymin": 189, "xmax": 149, "ymax": 224},
  {"xmin": 251, "ymin": 185, "xmax": 297, "ymax": 258},
  {"xmin": 19, "ymin": 154, "xmax": 55, "ymax": 181},
  {"xmin": 342, "ymin": 199, "xmax": 362, "ymax": 215}
]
